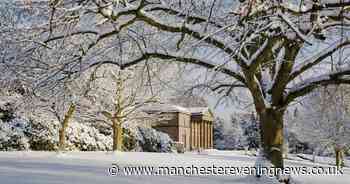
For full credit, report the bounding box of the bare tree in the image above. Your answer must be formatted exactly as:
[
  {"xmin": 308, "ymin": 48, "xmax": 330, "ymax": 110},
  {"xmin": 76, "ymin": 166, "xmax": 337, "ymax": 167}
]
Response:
[
  {"xmin": 46, "ymin": 87, "xmax": 77, "ymax": 152},
  {"xmin": 80, "ymin": 65, "xmax": 158, "ymax": 151},
  {"xmin": 6, "ymin": 1, "xmax": 350, "ymax": 176},
  {"xmin": 294, "ymin": 86, "xmax": 350, "ymax": 169},
  {"xmin": 34, "ymin": 77, "xmax": 90, "ymax": 151}
]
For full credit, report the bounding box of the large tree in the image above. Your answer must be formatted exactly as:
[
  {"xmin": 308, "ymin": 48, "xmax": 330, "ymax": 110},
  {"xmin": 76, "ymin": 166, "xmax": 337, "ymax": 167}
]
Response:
[{"xmin": 6, "ymin": 0, "xmax": 350, "ymax": 174}]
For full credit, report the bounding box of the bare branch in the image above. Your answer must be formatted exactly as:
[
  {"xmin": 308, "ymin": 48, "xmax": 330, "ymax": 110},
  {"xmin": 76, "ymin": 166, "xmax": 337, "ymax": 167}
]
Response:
[
  {"xmin": 290, "ymin": 39, "xmax": 350, "ymax": 82},
  {"xmin": 285, "ymin": 69, "xmax": 350, "ymax": 105},
  {"xmin": 95, "ymin": 52, "xmax": 247, "ymax": 85}
]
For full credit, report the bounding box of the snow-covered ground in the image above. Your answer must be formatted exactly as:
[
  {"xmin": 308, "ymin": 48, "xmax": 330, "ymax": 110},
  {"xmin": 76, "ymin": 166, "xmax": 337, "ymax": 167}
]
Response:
[{"xmin": 0, "ymin": 150, "xmax": 349, "ymax": 184}]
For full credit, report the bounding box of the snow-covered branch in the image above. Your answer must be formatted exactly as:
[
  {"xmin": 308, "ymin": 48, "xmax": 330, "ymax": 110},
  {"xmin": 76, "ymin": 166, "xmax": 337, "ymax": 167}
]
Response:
[
  {"xmin": 290, "ymin": 39, "xmax": 350, "ymax": 82},
  {"xmin": 89, "ymin": 52, "xmax": 246, "ymax": 85},
  {"xmin": 285, "ymin": 68, "xmax": 350, "ymax": 105}
]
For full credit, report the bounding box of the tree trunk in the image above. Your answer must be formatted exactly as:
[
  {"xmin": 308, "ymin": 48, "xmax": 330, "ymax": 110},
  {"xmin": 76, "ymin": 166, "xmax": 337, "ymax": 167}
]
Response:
[
  {"xmin": 335, "ymin": 146, "xmax": 344, "ymax": 169},
  {"xmin": 112, "ymin": 118, "xmax": 123, "ymax": 151},
  {"xmin": 259, "ymin": 108, "xmax": 284, "ymax": 168},
  {"xmin": 284, "ymin": 138, "xmax": 289, "ymax": 159},
  {"xmin": 59, "ymin": 103, "xmax": 76, "ymax": 151},
  {"xmin": 312, "ymin": 150, "xmax": 316, "ymax": 163}
]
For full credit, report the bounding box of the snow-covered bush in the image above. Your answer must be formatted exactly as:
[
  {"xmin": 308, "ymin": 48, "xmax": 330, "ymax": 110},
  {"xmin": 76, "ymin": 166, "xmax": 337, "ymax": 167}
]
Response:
[
  {"xmin": 0, "ymin": 118, "xmax": 30, "ymax": 151},
  {"xmin": 0, "ymin": 114, "xmax": 174, "ymax": 152},
  {"xmin": 136, "ymin": 126, "xmax": 173, "ymax": 153},
  {"xmin": 65, "ymin": 122, "xmax": 112, "ymax": 151},
  {"xmin": 27, "ymin": 115, "xmax": 113, "ymax": 151},
  {"xmin": 240, "ymin": 114, "xmax": 260, "ymax": 150},
  {"xmin": 0, "ymin": 104, "xmax": 15, "ymax": 122},
  {"xmin": 0, "ymin": 91, "xmax": 174, "ymax": 152},
  {"xmin": 0, "ymin": 115, "xmax": 112, "ymax": 151},
  {"xmin": 213, "ymin": 117, "xmax": 225, "ymax": 149},
  {"xmin": 286, "ymin": 132, "xmax": 311, "ymax": 154},
  {"xmin": 122, "ymin": 123, "xmax": 142, "ymax": 152},
  {"xmin": 27, "ymin": 117, "xmax": 60, "ymax": 151},
  {"xmin": 0, "ymin": 95, "xmax": 19, "ymax": 122},
  {"xmin": 92, "ymin": 122, "xmax": 174, "ymax": 153},
  {"xmin": 213, "ymin": 113, "xmax": 262, "ymax": 151}
]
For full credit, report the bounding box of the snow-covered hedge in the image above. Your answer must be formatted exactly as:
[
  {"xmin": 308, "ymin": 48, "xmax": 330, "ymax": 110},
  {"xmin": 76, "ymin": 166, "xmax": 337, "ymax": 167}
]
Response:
[
  {"xmin": 137, "ymin": 126, "xmax": 173, "ymax": 152},
  {"xmin": 0, "ymin": 118, "xmax": 30, "ymax": 151},
  {"xmin": 0, "ymin": 117, "xmax": 112, "ymax": 151},
  {"xmin": 0, "ymin": 92, "xmax": 173, "ymax": 152},
  {"xmin": 0, "ymin": 116, "xmax": 174, "ymax": 152},
  {"xmin": 0, "ymin": 95, "xmax": 18, "ymax": 122},
  {"xmin": 65, "ymin": 122, "xmax": 113, "ymax": 151},
  {"xmin": 28, "ymin": 117, "xmax": 60, "ymax": 151}
]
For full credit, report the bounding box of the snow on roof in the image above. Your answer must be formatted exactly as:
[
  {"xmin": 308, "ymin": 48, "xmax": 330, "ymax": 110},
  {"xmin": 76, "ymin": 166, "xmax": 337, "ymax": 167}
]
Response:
[
  {"xmin": 142, "ymin": 104, "xmax": 191, "ymax": 114},
  {"xmin": 187, "ymin": 107, "xmax": 210, "ymax": 115},
  {"xmin": 143, "ymin": 104, "xmax": 210, "ymax": 115}
]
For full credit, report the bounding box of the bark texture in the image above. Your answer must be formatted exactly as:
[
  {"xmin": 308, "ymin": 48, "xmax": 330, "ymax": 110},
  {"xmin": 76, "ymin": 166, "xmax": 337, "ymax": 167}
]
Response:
[
  {"xmin": 58, "ymin": 103, "xmax": 76, "ymax": 151},
  {"xmin": 259, "ymin": 109, "xmax": 284, "ymax": 168},
  {"xmin": 112, "ymin": 118, "xmax": 123, "ymax": 151},
  {"xmin": 335, "ymin": 146, "xmax": 345, "ymax": 169}
]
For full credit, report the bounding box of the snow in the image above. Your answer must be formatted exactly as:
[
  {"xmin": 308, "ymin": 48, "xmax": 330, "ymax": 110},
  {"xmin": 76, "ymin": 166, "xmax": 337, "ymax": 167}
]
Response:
[
  {"xmin": 289, "ymin": 154, "xmax": 350, "ymax": 168},
  {"xmin": 278, "ymin": 13, "xmax": 312, "ymax": 45},
  {"xmin": 292, "ymin": 38, "xmax": 350, "ymax": 74},
  {"xmin": 0, "ymin": 118, "xmax": 30, "ymax": 151},
  {"xmin": 0, "ymin": 150, "xmax": 349, "ymax": 184},
  {"xmin": 288, "ymin": 75, "xmax": 330, "ymax": 94},
  {"xmin": 187, "ymin": 107, "xmax": 210, "ymax": 115},
  {"xmin": 289, "ymin": 66, "xmax": 350, "ymax": 94},
  {"xmin": 142, "ymin": 104, "xmax": 191, "ymax": 114},
  {"xmin": 0, "ymin": 114, "xmax": 174, "ymax": 152},
  {"xmin": 137, "ymin": 126, "xmax": 174, "ymax": 153},
  {"xmin": 281, "ymin": 2, "xmax": 309, "ymax": 13},
  {"xmin": 245, "ymin": 39, "xmax": 269, "ymax": 66}
]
